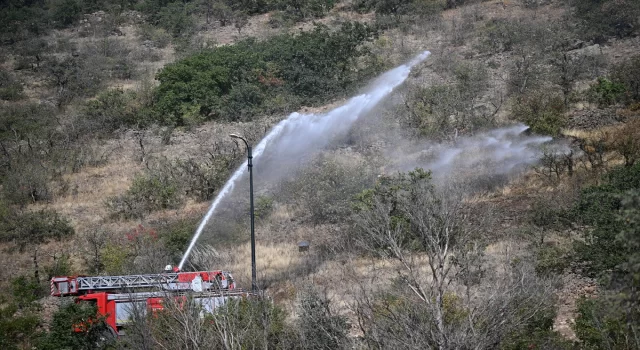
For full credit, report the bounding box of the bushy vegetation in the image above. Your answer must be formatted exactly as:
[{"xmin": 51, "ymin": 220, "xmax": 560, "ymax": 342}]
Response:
[
  {"xmin": 353, "ymin": 168, "xmax": 436, "ymax": 250},
  {"xmin": 588, "ymin": 55, "xmax": 640, "ymax": 107},
  {"xmin": 107, "ymin": 150, "xmax": 240, "ymax": 219},
  {"xmin": 0, "ymin": 301, "xmax": 40, "ymax": 350},
  {"xmin": 569, "ymin": 0, "xmax": 640, "ymax": 41},
  {"xmin": 352, "ymin": 170, "xmax": 566, "ymax": 348},
  {"xmin": 221, "ymin": 0, "xmax": 336, "ymax": 19},
  {"xmin": 0, "ymin": 70, "xmax": 25, "ymax": 101},
  {"xmin": 38, "ymin": 302, "xmax": 113, "ymax": 350},
  {"xmin": 0, "ymin": 200, "xmax": 74, "ymax": 249},
  {"xmin": 99, "ymin": 224, "xmax": 172, "ymax": 274},
  {"xmin": 401, "ymin": 61, "xmax": 491, "ymax": 137},
  {"xmin": 611, "ymin": 55, "xmax": 640, "ymax": 105},
  {"xmin": 122, "ymin": 292, "xmax": 347, "ymax": 349},
  {"xmin": 107, "ymin": 171, "xmax": 183, "ymax": 219},
  {"xmin": 587, "ymin": 77, "xmax": 626, "ymax": 107},
  {"xmin": 572, "ymin": 190, "xmax": 640, "ymax": 349},
  {"xmin": 609, "ymin": 118, "xmax": 640, "ymax": 167},
  {"xmin": 571, "ymin": 163, "xmax": 640, "ymax": 277},
  {"xmin": 153, "ymin": 22, "xmax": 380, "ymax": 125},
  {"xmin": 511, "ymin": 91, "xmax": 567, "ymax": 136},
  {"xmin": 353, "ymin": 0, "xmax": 446, "ymax": 17},
  {"xmin": 279, "ymin": 156, "xmax": 377, "ymax": 225},
  {"xmin": 80, "ymin": 89, "xmax": 144, "ymax": 134}
]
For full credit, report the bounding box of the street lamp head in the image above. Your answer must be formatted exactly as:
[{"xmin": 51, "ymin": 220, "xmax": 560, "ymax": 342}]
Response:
[
  {"xmin": 230, "ymin": 133, "xmax": 251, "ymax": 151},
  {"xmin": 229, "ymin": 133, "xmax": 249, "ymax": 147}
]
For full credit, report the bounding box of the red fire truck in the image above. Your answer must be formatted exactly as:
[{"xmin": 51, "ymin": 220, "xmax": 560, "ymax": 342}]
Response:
[{"xmin": 50, "ymin": 269, "xmax": 250, "ymax": 336}]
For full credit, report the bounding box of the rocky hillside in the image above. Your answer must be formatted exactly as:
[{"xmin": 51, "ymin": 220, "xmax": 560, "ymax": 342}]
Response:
[{"xmin": 1, "ymin": 0, "xmax": 640, "ymax": 348}]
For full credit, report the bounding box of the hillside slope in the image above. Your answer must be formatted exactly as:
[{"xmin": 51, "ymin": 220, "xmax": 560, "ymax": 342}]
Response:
[{"xmin": 1, "ymin": 0, "xmax": 640, "ymax": 348}]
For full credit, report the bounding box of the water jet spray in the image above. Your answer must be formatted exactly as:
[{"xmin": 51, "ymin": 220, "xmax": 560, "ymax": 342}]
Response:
[{"xmin": 178, "ymin": 51, "xmax": 432, "ymax": 270}]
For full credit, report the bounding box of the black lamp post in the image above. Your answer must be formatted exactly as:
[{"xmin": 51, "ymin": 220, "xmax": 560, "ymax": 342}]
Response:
[{"xmin": 229, "ymin": 134, "xmax": 257, "ymax": 292}]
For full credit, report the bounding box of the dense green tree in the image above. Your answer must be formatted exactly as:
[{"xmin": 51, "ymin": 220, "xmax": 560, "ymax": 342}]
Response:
[
  {"xmin": 156, "ymin": 1, "xmax": 195, "ymax": 37},
  {"xmin": 573, "ymin": 191, "xmax": 640, "ymax": 349},
  {"xmin": 50, "ymin": 0, "xmax": 82, "ymax": 28},
  {"xmin": 572, "ymin": 163, "xmax": 640, "ymax": 277},
  {"xmin": 38, "ymin": 302, "xmax": 114, "ymax": 350},
  {"xmin": 511, "ymin": 90, "xmax": 566, "ymax": 136},
  {"xmin": 0, "ymin": 302, "xmax": 40, "ymax": 350},
  {"xmin": 569, "ymin": 0, "xmax": 640, "ymax": 41},
  {"xmin": 153, "ymin": 22, "xmax": 379, "ymax": 125},
  {"xmin": 0, "ymin": 202, "xmax": 74, "ymax": 248}
]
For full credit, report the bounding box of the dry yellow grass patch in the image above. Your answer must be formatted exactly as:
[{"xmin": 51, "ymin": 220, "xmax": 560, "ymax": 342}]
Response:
[
  {"xmin": 44, "ymin": 147, "xmax": 143, "ymax": 229},
  {"xmin": 223, "ymin": 242, "xmax": 302, "ymax": 287},
  {"xmin": 561, "ymin": 126, "xmax": 620, "ymax": 141}
]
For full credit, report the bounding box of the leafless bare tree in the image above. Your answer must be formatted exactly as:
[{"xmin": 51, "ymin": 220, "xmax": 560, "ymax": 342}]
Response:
[
  {"xmin": 354, "ymin": 177, "xmax": 482, "ymax": 349},
  {"xmin": 351, "ymin": 174, "xmax": 560, "ymax": 349}
]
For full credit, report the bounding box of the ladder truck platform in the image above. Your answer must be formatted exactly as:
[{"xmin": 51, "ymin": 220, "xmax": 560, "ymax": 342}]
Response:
[{"xmin": 50, "ymin": 270, "xmax": 252, "ymax": 336}]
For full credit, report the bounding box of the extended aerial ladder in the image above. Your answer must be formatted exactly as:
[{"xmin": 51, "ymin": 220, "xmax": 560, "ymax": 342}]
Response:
[
  {"xmin": 50, "ymin": 270, "xmax": 250, "ymax": 336},
  {"xmin": 51, "ymin": 270, "xmax": 236, "ymax": 296}
]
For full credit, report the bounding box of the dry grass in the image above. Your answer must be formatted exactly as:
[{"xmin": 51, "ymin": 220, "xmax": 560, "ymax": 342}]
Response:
[{"xmin": 561, "ymin": 126, "xmax": 621, "ymax": 141}]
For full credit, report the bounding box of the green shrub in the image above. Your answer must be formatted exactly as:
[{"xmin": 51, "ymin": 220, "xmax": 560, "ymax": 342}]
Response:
[
  {"xmin": 535, "ymin": 245, "xmax": 570, "ymax": 275},
  {"xmin": 38, "ymin": 302, "xmax": 113, "ymax": 350},
  {"xmin": 570, "ymin": 0, "xmax": 640, "ymax": 40},
  {"xmin": 153, "ymin": 22, "xmax": 379, "ymax": 125},
  {"xmin": 221, "ymin": 0, "xmax": 335, "ymax": 19},
  {"xmin": 500, "ymin": 303, "xmax": 569, "ymax": 350},
  {"xmin": 50, "ymin": 0, "xmax": 83, "ymax": 28},
  {"xmin": 156, "ymin": 1, "xmax": 195, "ymax": 38},
  {"xmin": 2, "ymin": 159, "xmax": 52, "ymax": 205},
  {"xmin": 158, "ymin": 218, "xmax": 198, "ymax": 258},
  {"xmin": 46, "ymin": 57, "xmax": 106, "ymax": 107},
  {"xmin": 131, "ymin": 297, "xmax": 296, "ymax": 349},
  {"xmin": 402, "ymin": 61, "xmax": 489, "ymax": 136},
  {"xmin": 354, "ymin": 0, "xmax": 444, "ymax": 16},
  {"xmin": 588, "ymin": 77, "xmax": 626, "ymax": 107},
  {"xmin": 572, "ymin": 192, "xmax": 640, "ymax": 348},
  {"xmin": 0, "ymin": 302, "xmax": 40, "ymax": 350},
  {"xmin": 10, "ymin": 276, "xmax": 43, "ymax": 309},
  {"xmin": 80, "ymin": 89, "xmax": 143, "ymax": 135},
  {"xmin": 281, "ymin": 156, "xmax": 376, "ymax": 225},
  {"xmin": 352, "ymin": 168, "xmax": 434, "ymax": 250},
  {"xmin": 137, "ymin": 24, "xmax": 172, "ymax": 48},
  {"xmin": 0, "ymin": 103, "xmax": 63, "ymax": 204},
  {"xmin": 0, "ymin": 70, "xmax": 24, "ymax": 101},
  {"xmin": 611, "ymin": 55, "xmax": 640, "ymax": 104},
  {"xmin": 0, "ymin": 202, "xmax": 74, "ymax": 249},
  {"xmin": 175, "ymin": 154, "xmax": 237, "ymax": 201},
  {"xmin": 571, "ymin": 163, "xmax": 640, "ymax": 276},
  {"xmin": 107, "ymin": 172, "xmax": 183, "ymax": 219},
  {"xmin": 609, "ymin": 118, "xmax": 640, "ymax": 167},
  {"xmin": 254, "ymin": 195, "xmax": 274, "ymax": 221},
  {"xmin": 573, "ymin": 296, "xmax": 632, "ymax": 349},
  {"xmin": 512, "ymin": 91, "xmax": 566, "ymax": 136},
  {"xmin": 273, "ymin": 0, "xmax": 337, "ymax": 21},
  {"xmin": 480, "ymin": 18, "xmax": 527, "ymax": 53},
  {"xmin": 44, "ymin": 253, "xmax": 72, "ymax": 280},
  {"xmin": 0, "ymin": 3, "xmax": 48, "ymax": 44},
  {"xmin": 530, "ymin": 199, "xmax": 571, "ymax": 231}
]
